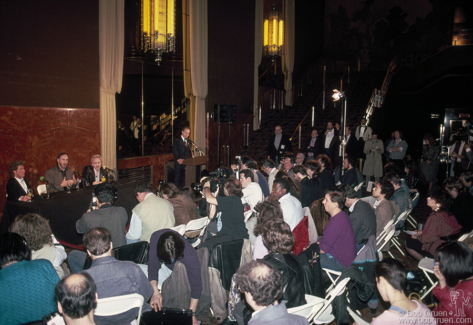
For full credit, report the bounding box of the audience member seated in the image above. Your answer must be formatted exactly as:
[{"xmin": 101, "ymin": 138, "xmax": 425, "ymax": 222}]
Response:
[
  {"xmin": 340, "ymin": 156, "xmax": 358, "ymax": 187},
  {"xmin": 268, "ymin": 178, "xmax": 303, "ymax": 231},
  {"xmin": 261, "ymin": 220, "xmax": 306, "ymax": 308},
  {"xmin": 433, "ymin": 241, "xmax": 473, "ymax": 323},
  {"xmin": 55, "ymin": 273, "xmax": 97, "ymax": 325},
  {"xmin": 147, "ymin": 230, "xmax": 202, "ymax": 325},
  {"xmin": 10, "ymin": 213, "xmax": 67, "ymax": 278},
  {"xmin": 318, "ymin": 189, "xmax": 357, "ymax": 272},
  {"xmin": 161, "ymin": 182, "xmax": 199, "ymax": 226},
  {"xmin": 275, "ymin": 170, "xmax": 301, "ymax": 201},
  {"xmin": 384, "ymin": 162, "xmax": 410, "ymax": 194},
  {"xmin": 443, "ymin": 177, "xmax": 473, "ymax": 235},
  {"xmin": 6, "ymin": 160, "xmax": 32, "ymax": 201},
  {"xmin": 403, "ymin": 157, "xmax": 428, "ymax": 207},
  {"xmin": 363, "ymin": 131, "xmax": 384, "ymax": 185},
  {"xmin": 262, "ymin": 159, "xmax": 278, "ymax": 192},
  {"xmin": 241, "ymin": 157, "xmax": 270, "ymax": 197},
  {"xmin": 372, "ymin": 179, "xmax": 395, "ymax": 241},
  {"xmin": 126, "ymin": 182, "xmax": 175, "ymax": 244},
  {"xmin": 0, "ymin": 232, "xmax": 59, "ymax": 324},
  {"xmin": 371, "ymin": 258, "xmax": 435, "ymax": 325},
  {"xmin": 305, "ymin": 160, "xmax": 324, "ymax": 200},
  {"xmin": 234, "ymin": 260, "xmax": 309, "ymax": 325},
  {"xmin": 253, "ymin": 200, "xmax": 285, "ymax": 260},
  {"xmin": 293, "ymin": 165, "xmax": 318, "ymax": 208},
  {"xmin": 83, "ymin": 227, "xmax": 153, "ymax": 325},
  {"xmin": 69, "ymin": 183, "xmax": 128, "ymax": 273},
  {"xmin": 203, "ymin": 177, "xmax": 249, "ymax": 239},
  {"xmin": 460, "ymin": 171, "xmax": 473, "ymax": 196},
  {"xmin": 405, "ymin": 186, "xmax": 462, "ymax": 261},
  {"xmin": 82, "ymin": 154, "xmax": 109, "ymax": 186},
  {"xmin": 316, "ymin": 154, "xmax": 336, "ymax": 192},
  {"xmin": 280, "ymin": 156, "xmax": 297, "ymax": 184},
  {"xmin": 385, "ymin": 173, "xmax": 412, "ymax": 229},
  {"xmin": 339, "ymin": 184, "xmax": 376, "ymax": 247}
]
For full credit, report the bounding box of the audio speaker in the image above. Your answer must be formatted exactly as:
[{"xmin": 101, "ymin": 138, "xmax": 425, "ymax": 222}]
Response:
[{"xmin": 214, "ymin": 104, "xmax": 237, "ymax": 123}]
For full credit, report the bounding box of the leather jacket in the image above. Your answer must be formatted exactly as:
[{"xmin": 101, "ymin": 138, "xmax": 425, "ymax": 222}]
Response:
[{"xmin": 262, "ymin": 252, "xmax": 306, "ymax": 308}]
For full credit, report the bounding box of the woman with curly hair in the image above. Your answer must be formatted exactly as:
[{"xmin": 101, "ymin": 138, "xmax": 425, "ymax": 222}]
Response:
[
  {"xmin": 420, "ymin": 134, "xmax": 440, "ymax": 191},
  {"xmin": 10, "ymin": 213, "xmax": 67, "ymax": 278},
  {"xmin": 405, "ymin": 186, "xmax": 462, "ymax": 261},
  {"xmin": 252, "ymin": 200, "xmax": 285, "ymax": 260}
]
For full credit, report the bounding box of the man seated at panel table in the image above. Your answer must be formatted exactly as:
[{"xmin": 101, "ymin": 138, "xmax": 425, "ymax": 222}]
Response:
[
  {"xmin": 68, "ymin": 183, "xmax": 128, "ymax": 273},
  {"xmin": 83, "ymin": 227, "xmax": 154, "ymax": 325},
  {"xmin": 82, "ymin": 154, "xmax": 109, "ymax": 187},
  {"xmin": 126, "ymin": 182, "xmax": 175, "ymax": 244},
  {"xmin": 45, "ymin": 152, "xmax": 76, "ymax": 193},
  {"xmin": 6, "ymin": 160, "xmax": 32, "ymax": 201}
]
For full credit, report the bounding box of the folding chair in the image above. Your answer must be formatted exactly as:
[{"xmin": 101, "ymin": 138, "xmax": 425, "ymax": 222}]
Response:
[
  {"xmin": 377, "ymin": 224, "xmax": 396, "ymax": 260},
  {"xmin": 170, "ymin": 224, "xmax": 186, "ymax": 236},
  {"xmin": 311, "ymin": 277, "xmax": 351, "ymax": 324},
  {"xmin": 376, "ymin": 218, "xmax": 395, "ymax": 246},
  {"xmin": 184, "ymin": 217, "xmax": 210, "ymax": 248},
  {"xmin": 347, "ymin": 306, "xmax": 370, "ymax": 325},
  {"xmin": 287, "ymin": 294, "xmax": 325, "ymax": 319},
  {"xmin": 95, "ymin": 293, "xmax": 144, "ymax": 325},
  {"xmin": 458, "ymin": 230, "xmax": 473, "ymax": 242},
  {"xmin": 407, "ymin": 193, "xmax": 419, "ymax": 229},
  {"xmin": 390, "ymin": 209, "xmax": 412, "ymax": 257},
  {"xmin": 418, "ymin": 258, "xmax": 438, "ymax": 299}
]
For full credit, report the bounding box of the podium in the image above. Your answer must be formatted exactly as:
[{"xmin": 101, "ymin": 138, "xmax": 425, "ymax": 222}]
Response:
[{"xmin": 182, "ymin": 155, "xmax": 207, "ymax": 186}]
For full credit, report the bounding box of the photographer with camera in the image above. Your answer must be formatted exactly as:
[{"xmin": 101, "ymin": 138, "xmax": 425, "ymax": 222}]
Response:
[
  {"xmin": 195, "ymin": 176, "xmax": 221, "ymax": 218},
  {"xmin": 203, "ymin": 177, "xmax": 249, "ymax": 240},
  {"xmin": 160, "ymin": 182, "xmax": 199, "ymax": 226}
]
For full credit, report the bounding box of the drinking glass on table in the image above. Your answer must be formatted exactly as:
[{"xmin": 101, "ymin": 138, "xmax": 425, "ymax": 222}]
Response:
[{"xmin": 101, "ymin": 176, "xmax": 106, "ymax": 183}]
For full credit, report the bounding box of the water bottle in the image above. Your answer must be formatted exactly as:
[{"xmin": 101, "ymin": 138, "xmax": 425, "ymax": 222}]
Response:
[{"xmin": 91, "ymin": 193, "xmax": 98, "ymax": 210}]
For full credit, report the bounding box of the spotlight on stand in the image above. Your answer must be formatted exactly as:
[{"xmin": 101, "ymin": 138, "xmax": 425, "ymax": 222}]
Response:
[
  {"xmin": 332, "ymin": 89, "xmax": 345, "ymax": 101},
  {"xmin": 332, "ymin": 89, "xmax": 347, "ymax": 176}
]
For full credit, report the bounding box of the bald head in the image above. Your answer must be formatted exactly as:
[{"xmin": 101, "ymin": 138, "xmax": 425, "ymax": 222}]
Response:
[{"xmin": 56, "ymin": 273, "xmax": 97, "ymax": 320}]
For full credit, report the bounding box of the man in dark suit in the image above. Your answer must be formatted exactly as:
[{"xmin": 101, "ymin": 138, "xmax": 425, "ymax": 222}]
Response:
[
  {"xmin": 340, "ymin": 156, "xmax": 358, "ymax": 187},
  {"xmin": 172, "ymin": 126, "xmax": 191, "ymax": 187},
  {"xmin": 340, "ymin": 184, "xmax": 376, "ymax": 246},
  {"xmin": 6, "ymin": 160, "xmax": 32, "ymax": 201},
  {"xmin": 344, "ymin": 126, "xmax": 357, "ymax": 158},
  {"xmin": 304, "ymin": 128, "xmax": 322, "ymax": 161},
  {"xmin": 293, "ymin": 165, "xmax": 317, "ymax": 208},
  {"xmin": 82, "ymin": 154, "xmax": 109, "ymax": 187},
  {"xmin": 323, "ymin": 122, "xmax": 341, "ymax": 168},
  {"xmin": 266, "ymin": 125, "xmax": 293, "ymax": 163}
]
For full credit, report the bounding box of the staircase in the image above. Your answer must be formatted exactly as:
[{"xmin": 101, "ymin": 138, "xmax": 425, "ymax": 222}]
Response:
[{"xmin": 241, "ymin": 70, "xmax": 386, "ymax": 163}]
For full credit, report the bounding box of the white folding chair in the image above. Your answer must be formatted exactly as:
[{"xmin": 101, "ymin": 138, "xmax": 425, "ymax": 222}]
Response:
[
  {"xmin": 37, "ymin": 184, "xmax": 47, "ymax": 195},
  {"xmin": 418, "ymin": 258, "xmax": 438, "ymax": 299},
  {"xmin": 347, "ymin": 306, "xmax": 370, "ymax": 325},
  {"xmin": 311, "ymin": 277, "xmax": 351, "ymax": 324},
  {"xmin": 184, "ymin": 217, "xmax": 210, "ymax": 248},
  {"xmin": 377, "ymin": 224, "xmax": 396, "ymax": 260},
  {"xmin": 170, "ymin": 224, "xmax": 186, "ymax": 236},
  {"xmin": 407, "ymin": 193, "xmax": 419, "ymax": 228},
  {"xmin": 390, "ymin": 209, "xmax": 412, "ymax": 257},
  {"xmin": 354, "ymin": 181, "xmax": 364, "ymax": 192},
  {"xmin": 376, "ymin": 218, "xmax": 395, "ymax": 246},
  {"xmin": 95, "ymin": 293, "xmax": 144, "ymax": 325},
  {"xmin": 287, "ymin": 294, "xmax": 325, "ymax": 319},
  {"xmin": 458, "ymin": 230, "xmax": 473, "ymax": 242},
  {"xmin": 302, "ymin": 207, "xmax": 318, "ymax": 244}
]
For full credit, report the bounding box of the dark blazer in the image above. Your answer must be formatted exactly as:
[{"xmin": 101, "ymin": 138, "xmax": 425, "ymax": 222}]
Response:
[
  {"xmin": 45, "ymin": 166, "xmax": 74, "ymax": 192},
  {"xmin": 349, "ymin": 200, "xmax": 377, "ymax": 244},
  {"xmin": 304, "ymin": 137, "xmax": 322, "ymax": 159},
  {"xmin": 172, "ymin": 136, "xmax": 191, "ymax": 162},
  {"xmin": 324, "ymin": 131, "xmax": 341, "ymax": 166},
  {"xmin": 82, "ymin": 166, "xmax": 108, "ymax": 187},
  {"xmin": 300, "ymin": 177, "xmax": 318, "ymax": 208},
  {"xmin": 266, "ymin": 134, "xmax": 293, "ymax": 162},
  {"xmin": 340, "ymin": 168, "xmax": 358, "ymax": 187},
  {"xmin": 6, "ymin": 177, "xmax": 31, "ymax": 201},
  {"xmin": 319, "ymin": 168, "xmax": 336, "ymax": 192},
  {"xmin": 345, "ymin": 133, "xmax": 357, "ymax": 158}
]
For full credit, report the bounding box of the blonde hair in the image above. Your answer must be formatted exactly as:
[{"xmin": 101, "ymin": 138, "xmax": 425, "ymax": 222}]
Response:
[{"xmin": 91, "ymin": 155, "xmax": 102, "ymax": 164}]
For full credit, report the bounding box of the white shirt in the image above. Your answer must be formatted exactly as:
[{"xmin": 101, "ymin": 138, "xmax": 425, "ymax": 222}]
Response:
[
  {"xmin": 359, "ymin": 126, "xmax": 366, "ymax": 137},
  {"xmin": 95, "ymin": 169, "xmax": 100, "ymax": 182},
  {"xmin": 348, "ymin": 199, "xmax": 359, "ymax": 213},
  {"xmin": 241, "ymin": 182, "xmax": 264, "ymax": 212},
  {"xmin": 181, "ymin": 135, "xmax": 188, "ymax": 145},
  {"xmin": 268, "ymin": 168, "xmax": 277, "ymax": 192},
  {"xmin": 278, "ymin": 193, "xmax": 303, "ymax": 230},
  {"xmin": 126, "ymin": 193, "xmax": 153, "ymax": 240},
  {"xmin": 15, "ymin": 177, "xmax": 28, "ymax": 193},
  {"xmin": 325, "ymin": 130, "xmax": 334, "ymax": 149}
]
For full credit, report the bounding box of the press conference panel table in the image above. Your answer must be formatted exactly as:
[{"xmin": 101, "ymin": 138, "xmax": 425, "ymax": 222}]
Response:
[{"xmin": 2, "ymin": 181, "xmax": 140, "ymax": 247}]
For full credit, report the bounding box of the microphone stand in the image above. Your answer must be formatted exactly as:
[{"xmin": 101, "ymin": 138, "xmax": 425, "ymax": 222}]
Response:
[
  {"xmin": 189, "ymin": 141, "xmax": 204, "ymax": 156},
  {"xmin": 73, "ymin": 171, "xmax": 83, "ymax": 191}
]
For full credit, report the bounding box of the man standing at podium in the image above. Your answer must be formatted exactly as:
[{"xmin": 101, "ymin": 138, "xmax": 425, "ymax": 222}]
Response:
[{"xmin": 173, "ymin": 126, "xmax": 191, "ymax": 187}]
